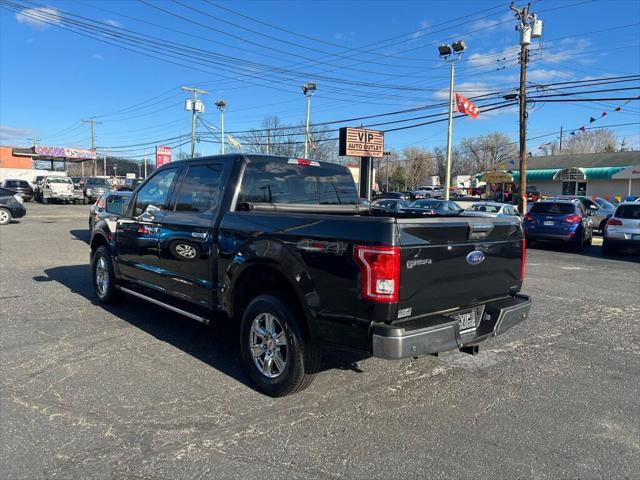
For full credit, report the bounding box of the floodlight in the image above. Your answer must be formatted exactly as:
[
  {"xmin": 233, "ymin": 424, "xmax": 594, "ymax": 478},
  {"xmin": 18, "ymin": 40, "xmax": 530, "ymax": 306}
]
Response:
[
  {"xmin": 438, "ymin": 44, "xmax": 452, "ymax": 57},
  {"xmin": 452, "ymin": 40, "xmax": 467, "ymax": 53},
  {"xmin": 302, "ymin": 82, "xmax": 317, "ymax": 95}
]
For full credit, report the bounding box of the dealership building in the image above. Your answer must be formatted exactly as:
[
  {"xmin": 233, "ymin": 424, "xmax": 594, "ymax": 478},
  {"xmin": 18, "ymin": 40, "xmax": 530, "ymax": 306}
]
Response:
[
  {"xmin": 477, "ymin": 151, "xmax": 640, "ymax": 200},
  {"xmin": 0, "ymin": 145, "xmax": 99, "ymax": 183}
]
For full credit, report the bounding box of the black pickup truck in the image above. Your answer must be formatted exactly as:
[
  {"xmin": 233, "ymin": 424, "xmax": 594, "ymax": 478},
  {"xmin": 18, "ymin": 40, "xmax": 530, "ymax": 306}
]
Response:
[{"xmin": 90, "ymin": 154, "xmax": 531, "ymax": 396}]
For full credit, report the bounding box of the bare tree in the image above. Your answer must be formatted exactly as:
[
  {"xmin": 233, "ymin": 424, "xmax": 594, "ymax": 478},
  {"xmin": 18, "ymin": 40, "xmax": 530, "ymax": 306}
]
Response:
[
  {"xmin": 459, "ymin": 132, "xmax": 518, "ymax": 173},
  {"xmin": 560, "ymin": 129, "xmax": 619, "ymax": 154},
  {"xmin": 403, "ymin": 147, "xmax": 432, "ymax": 189}
]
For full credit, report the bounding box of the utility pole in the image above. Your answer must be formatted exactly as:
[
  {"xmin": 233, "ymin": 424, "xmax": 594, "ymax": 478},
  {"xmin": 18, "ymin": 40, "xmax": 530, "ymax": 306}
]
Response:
[
  {"xmin": 103, "ymin": 148, "xmax": 108, "ymax": 177},
  {"xmin": 30, "ymin": 137, "xmax": 40, "ymax": 147},
  {"xmin": 383, "ymin": 151, "xmax": 391, "ymax": 192},
  {"xmin": 143, "ymin": 148, "xmax": 148, "ymax": 178},
  {"xmin": 511, "ymin": 2, "xmax": 543, "ymax": 214},
  {"xmin": 82, "ymin": 118, "xmax": 102, "ymax": 176},
  {"xmin": 181, "ymin": 86, "xmax": 209, "ymax": 159},
  {"xmin": 215, "ymin": 100, "xmax": 227, "ymax": 154},
  {"xmin": 559, "ymin": 126, "xmax": 563, "ymax": 152}
]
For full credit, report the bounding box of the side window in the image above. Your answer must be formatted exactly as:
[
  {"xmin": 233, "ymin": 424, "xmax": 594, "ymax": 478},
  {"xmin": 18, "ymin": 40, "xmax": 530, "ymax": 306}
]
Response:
[
  {"xmin": 174, "ymin": 164, "xmax": 223, "ymax": 213},
  {"xmin": 133, "ymin": 168, "xmax": 177, "ymax": 217},
  {"xmin": 106, "ymin": 195, "xmax": 128, "ymax": 215}
]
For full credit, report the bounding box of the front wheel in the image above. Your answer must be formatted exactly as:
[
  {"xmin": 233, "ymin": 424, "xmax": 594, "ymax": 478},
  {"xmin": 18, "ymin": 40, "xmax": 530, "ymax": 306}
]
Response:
[
  {"xmin": 92, "ymin": 246, "xmax": 120, "ymax": 304},
  {"xmin": 239, "ymin": 294, "xmax": 320, "ymax": 397},
  {"xmin": 0, "ymin": 207, "xmax": 11, "ymax": 225},
  {"xmin": 42, "ymin": 197, "xmax": 48, "ymax": 205}
]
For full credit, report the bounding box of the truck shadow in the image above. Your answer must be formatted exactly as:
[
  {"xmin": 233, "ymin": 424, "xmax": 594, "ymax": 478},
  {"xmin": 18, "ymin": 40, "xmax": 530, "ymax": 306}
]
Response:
[
  {"xmin": 38, "ymin": 264, "xmax": 370, "ymax": 393},
  {"xmin": 70, "ymin": 229, "xmax": 90, "ymax": 244}
]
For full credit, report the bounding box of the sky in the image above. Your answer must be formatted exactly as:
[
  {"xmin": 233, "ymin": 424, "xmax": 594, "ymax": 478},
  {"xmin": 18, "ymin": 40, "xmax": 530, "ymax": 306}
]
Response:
[{"xmin": 1, "ymin": 0, "xmax": 639, "ymax": 161}]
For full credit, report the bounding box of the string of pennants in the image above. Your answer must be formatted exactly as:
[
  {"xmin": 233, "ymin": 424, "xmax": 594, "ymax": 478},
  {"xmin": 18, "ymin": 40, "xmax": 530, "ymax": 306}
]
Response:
[{"xmin": 537, "ymin": 99, "xmax": 635, "ymax": 150}]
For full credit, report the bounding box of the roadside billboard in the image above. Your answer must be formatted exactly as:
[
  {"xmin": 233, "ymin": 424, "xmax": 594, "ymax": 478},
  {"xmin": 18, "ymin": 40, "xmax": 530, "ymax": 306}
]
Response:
[
  {"xmin": 156, "ymin": 146, "xmax": 172, "ymax": 168},
  {"xmin": 339, "ymin": 127, "xmax": 384, "ymax": 158}
]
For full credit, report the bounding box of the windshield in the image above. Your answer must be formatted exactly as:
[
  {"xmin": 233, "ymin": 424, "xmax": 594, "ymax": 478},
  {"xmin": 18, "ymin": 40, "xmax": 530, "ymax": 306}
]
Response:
[
  {"xmin": 410, "ymin": 200, "xmax": 440, "ymax": 208},
  {"xmin": 238, "ymin": 160, "xmax": 359, "ymax": 205},
  {"xmin": 615, "ymin": 204, "xmax": 640, "ymax": 219},
  {"xmin": 48, "ymin": 177, "xmax": 73, "ymax": 184},
  {"xmin": 86, "ymin": 178, "xmax": 110, "ymax": 186},
  {"xmin": 4, "ymin": 180, "xmax": 28, "ymax": 188},
  {"xmin": 595, "ymin": 198, "xmax": 614, "ymax": 209},
  {"xmin": 531, "ymin": 203, "xmax": 575, "ymax": 215},
  {"xmin": 469, "ymin": 204, "xmax": 500, "ymax": 213}
]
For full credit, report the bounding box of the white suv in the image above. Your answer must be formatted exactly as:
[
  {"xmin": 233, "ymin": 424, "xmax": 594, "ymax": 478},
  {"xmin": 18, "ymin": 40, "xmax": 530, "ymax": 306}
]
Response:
[{"xmin": 413, "ymin": 186, "xmax": 444, "ymax": 199}]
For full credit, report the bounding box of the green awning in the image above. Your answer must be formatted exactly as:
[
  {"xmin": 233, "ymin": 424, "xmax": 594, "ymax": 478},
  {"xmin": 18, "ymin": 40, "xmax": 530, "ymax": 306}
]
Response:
[
  {"xmin": 512, "ymin": 169, "xmax": 560, "ymax": 182},
  {"xmin": 582, "ymin": 166, "xmax": 626, "ymax": 180}
]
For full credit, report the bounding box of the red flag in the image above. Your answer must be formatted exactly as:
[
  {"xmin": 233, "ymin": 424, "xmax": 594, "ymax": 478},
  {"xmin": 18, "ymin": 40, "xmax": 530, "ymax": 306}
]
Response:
[
  {"xmin": 614, "ymin": 107, "xmax": 621, "ymax": 112},
  {"xmin": 601, "ymin": 112, "xmax": 607, "ymax": 117},
  {"xmin": 455, "ymin": 93, "xmax": 480, "ymax": 119},
  {"xmin": 579, "ymin": 126, "xmax": 586, "ymax": 133}
]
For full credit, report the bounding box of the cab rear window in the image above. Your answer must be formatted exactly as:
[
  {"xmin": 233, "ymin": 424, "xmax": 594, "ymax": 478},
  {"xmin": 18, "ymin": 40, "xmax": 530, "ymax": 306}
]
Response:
[
  {"xmin": 238, "ymin": 160, "xmax": 359, "ymax": 206},
  {"xmin": 530, "ymin": 203, "xmax": 575, "ymax": 214}
]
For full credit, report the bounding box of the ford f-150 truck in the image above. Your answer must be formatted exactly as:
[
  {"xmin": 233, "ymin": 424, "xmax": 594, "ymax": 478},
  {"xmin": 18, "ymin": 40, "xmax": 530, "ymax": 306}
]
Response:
[{"xmin": 90, "ymin": 155, "xmax": 531, "ymax": 396}]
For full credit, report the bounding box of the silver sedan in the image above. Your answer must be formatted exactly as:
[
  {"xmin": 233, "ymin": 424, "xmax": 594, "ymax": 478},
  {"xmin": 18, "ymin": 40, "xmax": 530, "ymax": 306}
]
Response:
[
  {"xmin": 461, "ymin": 202, "xmax": 521, "ymax": 219},
  {"xmin": 602, "ymin": 202, "xmax": 640, "ymax": 254}
]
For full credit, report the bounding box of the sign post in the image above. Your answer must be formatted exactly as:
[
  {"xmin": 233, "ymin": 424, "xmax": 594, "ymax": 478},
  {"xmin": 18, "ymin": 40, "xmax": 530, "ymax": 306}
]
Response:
[{"xmin": 339, "ymin": 127, "xmax": 384, "ymax": 201}]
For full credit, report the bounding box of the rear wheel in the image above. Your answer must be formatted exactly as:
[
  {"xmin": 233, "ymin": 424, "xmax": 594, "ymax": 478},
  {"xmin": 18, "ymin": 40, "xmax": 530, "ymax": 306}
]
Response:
[
  {"xmin": 602, "ymin": 240, "xmax": 614, "ymax": 256},
  {"xmin": 92, "ymin": 246, "xmax": 120, "ymax": 304},
  {"xmin": 0, "ymin": 208, "xmax": 11, "ymax": 225},
  {"xmin": 572, "ymin": 232, "xmax": 585, "ymax": 252},
  {"xmin": 83, "ymin": 196, "xmax": 89, "ymax": 205},
  {"xmin": 239, "ymin": 294, "xmax": 319, "ymax": 397},
  {"xmin": 42, "ymin": 197, "xmax": 48, "ymax": 205}
]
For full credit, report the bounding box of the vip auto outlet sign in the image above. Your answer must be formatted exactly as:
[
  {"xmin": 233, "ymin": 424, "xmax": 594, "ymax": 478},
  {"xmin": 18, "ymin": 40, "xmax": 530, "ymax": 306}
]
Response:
[
  {"xmin": 155, "ymin": 146, "xmax": 172, "ymax": 168},
  {"xmin": 339, "ymin": 127, "xmax": 384, "ymax": 158}
]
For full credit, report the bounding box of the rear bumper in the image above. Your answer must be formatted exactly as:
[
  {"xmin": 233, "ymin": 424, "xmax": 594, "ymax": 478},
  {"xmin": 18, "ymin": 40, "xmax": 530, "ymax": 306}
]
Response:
[
  {"xmin": 45, "ymin": 191, "xmax": 83, "ymax": 200},
  {"xmin": 525, "ymin": 232, "xmax": 576, "ymax": 242},
  {"xmin": 372, "ymin": 294, "xmax": 531, "ymax": 359}
]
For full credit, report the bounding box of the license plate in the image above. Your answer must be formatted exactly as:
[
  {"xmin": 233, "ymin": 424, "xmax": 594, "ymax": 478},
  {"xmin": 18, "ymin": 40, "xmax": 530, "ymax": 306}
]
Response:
[
  {"xmin": 632, "ymin": 234, "xmax": 640, "ymax": 240},
  {"xmin": 544, "ymin": 221, "xmax": 554, "ymax": 226},
  {"xmin": 452, "ymin": 309, "xmax": 477, "ymax": 334}
]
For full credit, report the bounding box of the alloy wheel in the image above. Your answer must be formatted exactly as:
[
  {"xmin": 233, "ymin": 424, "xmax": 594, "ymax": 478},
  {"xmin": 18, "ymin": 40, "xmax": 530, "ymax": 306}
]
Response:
[
  {"xmin": 95, "ymin": 256, "xmax": 109, "ymax": 298},
  {"xmin": 249, "ymin": 312, "xmax": 288, "ymax": 378}
]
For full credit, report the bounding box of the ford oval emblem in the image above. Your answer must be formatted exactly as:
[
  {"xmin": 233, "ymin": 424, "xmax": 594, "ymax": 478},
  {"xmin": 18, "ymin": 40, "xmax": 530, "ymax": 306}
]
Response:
[{"xmin": 466, "ymin": 250, "xmax": 485, "ymax": 266}]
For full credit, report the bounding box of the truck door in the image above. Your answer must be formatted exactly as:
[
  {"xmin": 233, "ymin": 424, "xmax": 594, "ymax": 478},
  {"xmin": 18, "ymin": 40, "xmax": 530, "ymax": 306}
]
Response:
[
  {"xmin": 116, "ymin": 167, "xmax": 179, "ymax": 287},
  {"xmin": 157, "ymin": 163, "xmax": 225, "ymax": 306}
]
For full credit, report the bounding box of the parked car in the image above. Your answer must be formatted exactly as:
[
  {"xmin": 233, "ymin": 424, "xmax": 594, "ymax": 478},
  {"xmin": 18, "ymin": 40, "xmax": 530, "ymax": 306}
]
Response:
[
  {"xmin": 83, "ymin": 177, "xmax": 113, "ymax": 204},
  {"xmin": 553, "ymin": 196, "xmax": 615, "ymax": 231},
  {"xmin": 0, "ymin": 187, "xmax": 26, "ymax": 225},
  {"xmin": 33, "ymin": 175, "xmax": 46, "ymax": 201},
  {"xmin": 1, "ymin": 179, "xmax": 34, "ymax": 202},
  {"xmin": 89, "ymin": 191, "xmax": 133, "ymax": 231},
  {"xmin": 523, "ymin": 199, "xmax": 593, "ymax": 251},
  {"xmin": 602, "ymin": 202, "xmax": 640, "ymax": 255},
  {"xmin": 89, "ymin": 154, "xmax": 531, "ymax": 396},
  {"xmin": 116, "ymin": 178, "xmax": 143, "ymax": 192},
  {"xmin": 370, "ymin": 198, "xmax": 410, "ymax": 213},
  {"xmin": 373, "ymin": 191, "xmax": 412, "ymax": 201},
  {"xmin": 412, "ymin": 186, "xmax": 443, "ymax": 199},
  {"xmin": 40, "ymin": 176, "xmax": 83, "ymax": 204},
  {"xmin": 70, "ymin": 176, "xmax": 85, "ymax": 189},
  {"xmin": 461, "ymin": 202, "xmax": 520, "ymax": 219},
  {"xmin": 407, "ymin": 199, "xmax": 463, "ymax": 216}
]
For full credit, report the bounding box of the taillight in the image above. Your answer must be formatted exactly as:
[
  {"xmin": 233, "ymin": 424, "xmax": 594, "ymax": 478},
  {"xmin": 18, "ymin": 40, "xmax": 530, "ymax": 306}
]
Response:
[
  {"xmin": 564, "ymin": 214, "xmax": 582, "ymax": 223},
  {"xmin": 523, "ymin": 213, "xmax": 535, "ymax": 222},
  {"xmin": 354, "ymin": 245, "xmax": 400, "ymax": 303},
  {"xmin": 607, "ymin": 218, "xmax": 623, "ymax": 226},
  {"xmin": 520, "ymin": 239, "xmax": 526, "ymax": 282}
]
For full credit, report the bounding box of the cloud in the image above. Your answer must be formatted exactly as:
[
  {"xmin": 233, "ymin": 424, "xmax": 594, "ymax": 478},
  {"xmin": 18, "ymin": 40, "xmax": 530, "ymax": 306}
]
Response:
[
  {"xmin": 433, "ymin": 82, "xmax": 496, "ymax": 101},
  {"xmin": 533, "ymin": 38, "xmax": 591, "ymax": 64},
  {"xmin": 104, "ymin": 19, "xmax": 122, "ymax": 28},
  {"xmin": 15, "ymin": 7, "xmax": 61, "ymax": 29},
  {"xmin": 26, "ymin": 37, "xmax": 35, "ymax": 46},
  {"xmin": 411, "ymin": 20, "xmax": 430, "ymax": 39},
  {"xmin": 0, "ymin": 125, "xmax": 34, "ymax": 142},
  {"xmin": 469, "ymin": 13, "xmax": 514, "ymax": 34},
  {"xmin": 467, "ymin": 46, "xmax": 519, "ymax": 68},
  {"xmin": 91, "ymin": 53, "xmax": 104, "ymax": 61}
]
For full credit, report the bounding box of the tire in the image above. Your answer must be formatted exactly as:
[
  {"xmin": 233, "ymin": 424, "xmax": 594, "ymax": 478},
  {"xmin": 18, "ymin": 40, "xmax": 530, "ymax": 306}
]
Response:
[
  {"xmin": 83, "ymin": 196, "xmax": 89, "ymax": 205},
  {"xmin": 0, "ymin": 207, "xmax": 11, "ymax": 225},
  {"xmin": 585, "ymin": 230, "xmax": 593, "ymax": 246},
  {"xmin": 602, "ymin": 240, "xmax": 613, "ymax": 256},
  {"xmin": 239, "ymin": 294, "xmax": 320, "ymax": 397},
  {"xmin": 572, "ymin": 233, "xmax": 585, "ymax": 252},
  {"xmin": 42, "ymin": 197, "xmax": 48, "ymax": 205},
  {"xmin": 599, "ymin": 220, "xmax": 607, "ymax": 232},
  {"xmin": 92, "ymin": 245, "xmax": 120, "ymax": 304}
]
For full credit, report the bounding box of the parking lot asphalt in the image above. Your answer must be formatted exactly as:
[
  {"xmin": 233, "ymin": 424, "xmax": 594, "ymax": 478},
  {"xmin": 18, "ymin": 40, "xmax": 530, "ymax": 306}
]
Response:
[{"xmin": 1, "ymin": 203, "xmax": 639, "ymax": 479}]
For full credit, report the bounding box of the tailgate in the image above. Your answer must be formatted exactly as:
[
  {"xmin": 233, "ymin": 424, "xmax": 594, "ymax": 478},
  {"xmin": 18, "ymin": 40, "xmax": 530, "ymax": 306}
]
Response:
[{"xmin": 397, "ymin": 217, "xmax": 524, "ymax": 318}]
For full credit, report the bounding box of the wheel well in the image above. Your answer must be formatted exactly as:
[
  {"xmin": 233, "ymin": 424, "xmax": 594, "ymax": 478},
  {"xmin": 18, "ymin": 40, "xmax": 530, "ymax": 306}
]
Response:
[
  {"xmin": 90, "ymin": 233, "xmax": 108, "ymax": 256},
  {"xmin": 232, "ymin": 265, "xmax": 307, "ymax": 331}
]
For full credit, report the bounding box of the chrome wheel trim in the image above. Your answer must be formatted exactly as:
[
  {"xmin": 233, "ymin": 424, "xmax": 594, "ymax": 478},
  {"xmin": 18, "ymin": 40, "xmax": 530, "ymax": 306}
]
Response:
[
  {"xmin": 0, "ymin": 210, "xmax": 9, "ymax": 223},
  {"xmin": 249, "ymin": 312, "xmax": 288, "ymax": 379},
  {"xmin": 175, "ymin": 244, "xmax": 197, "ymax": 259},
  {"xmin": 95, "ymin": 256, "xmax": 109, "ymax": 298}
]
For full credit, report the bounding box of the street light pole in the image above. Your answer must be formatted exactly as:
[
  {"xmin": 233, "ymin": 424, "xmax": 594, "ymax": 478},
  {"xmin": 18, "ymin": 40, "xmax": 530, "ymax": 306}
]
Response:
[
  {"xmin": 215, "ymin": 100, "xmax": 227, "ymax": 154},
  {"xmin": 438, "ymin": 41, "xmax": 466, "ymax": 201},
  {"xmin": 444, "ymin": 61, "xmax": 455, "ymax": 201},
  {"xmin": 301, "ymin": 82, "xmax": 316, "ymax": 158}
]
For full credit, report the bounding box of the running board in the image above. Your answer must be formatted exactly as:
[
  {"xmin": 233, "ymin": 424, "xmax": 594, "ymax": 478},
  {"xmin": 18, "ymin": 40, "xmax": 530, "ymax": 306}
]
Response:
[{"xmin": 116, "ymin": 286, "xmax": 210, "ymax": 324}]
